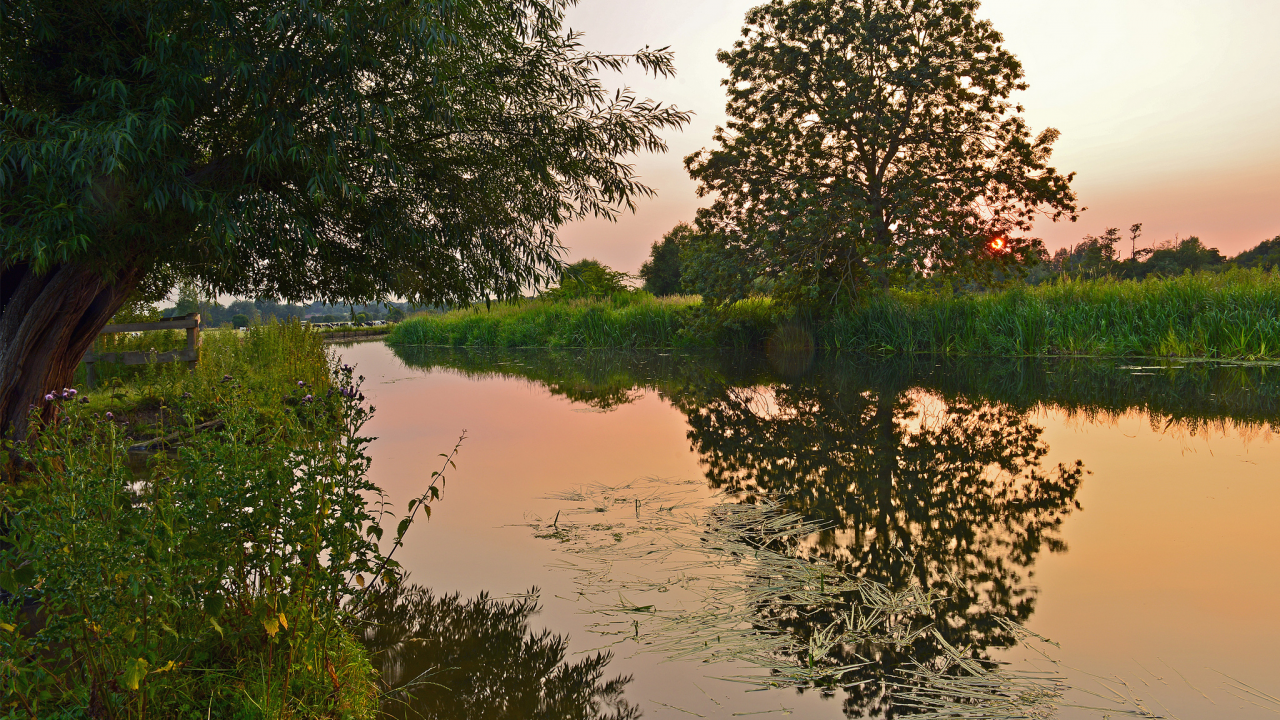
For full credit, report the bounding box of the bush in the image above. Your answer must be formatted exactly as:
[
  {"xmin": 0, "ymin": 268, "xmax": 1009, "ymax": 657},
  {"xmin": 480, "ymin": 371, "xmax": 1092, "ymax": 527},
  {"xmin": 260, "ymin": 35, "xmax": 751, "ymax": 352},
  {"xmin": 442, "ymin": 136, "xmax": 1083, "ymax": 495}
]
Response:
[
  {"xmin": 0, "ymin": 324, "xmax": 438, "ymax": 718},
  {"xmin": 541, "ymin": 260, "xmax": 633, "ymax": 301}
]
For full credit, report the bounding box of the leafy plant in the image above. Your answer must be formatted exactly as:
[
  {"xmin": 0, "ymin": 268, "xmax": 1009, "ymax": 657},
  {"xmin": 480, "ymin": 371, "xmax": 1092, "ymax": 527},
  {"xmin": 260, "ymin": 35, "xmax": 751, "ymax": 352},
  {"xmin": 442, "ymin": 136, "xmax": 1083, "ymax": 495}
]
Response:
[{"xmin": 0, "ymin": 330, "xmax": 444, "ymax": 718}]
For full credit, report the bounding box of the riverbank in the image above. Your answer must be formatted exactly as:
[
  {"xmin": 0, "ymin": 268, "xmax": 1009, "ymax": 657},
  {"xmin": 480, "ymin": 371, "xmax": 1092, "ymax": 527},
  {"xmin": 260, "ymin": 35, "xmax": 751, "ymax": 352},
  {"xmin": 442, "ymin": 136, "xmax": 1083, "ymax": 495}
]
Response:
[
  {"xmin": 388, "ymin": 269, "xmax": 1280, "ymax": 360},
  {"xmin": 387, "ymin": 293, "xmax": 779, "ymax": 349},
  {"xmin": 5, "ymin": 322, "xmax": 388, "ymax": 718}
]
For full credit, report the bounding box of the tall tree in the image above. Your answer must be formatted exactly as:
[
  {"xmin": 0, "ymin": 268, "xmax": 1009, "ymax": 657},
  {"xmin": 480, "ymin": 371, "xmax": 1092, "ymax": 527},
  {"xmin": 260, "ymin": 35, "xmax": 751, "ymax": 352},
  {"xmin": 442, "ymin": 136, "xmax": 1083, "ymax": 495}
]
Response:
[
  {"xmin": 685, "ymin": 0, "xmax": 1079, "ymax": 308},
  {"xmin": 0, "ymin": 0, "xmax": 688, "ymax": 440},
  {"xmin": 638, "ymin": 221, "xmax": 694, "ymax": 296}
]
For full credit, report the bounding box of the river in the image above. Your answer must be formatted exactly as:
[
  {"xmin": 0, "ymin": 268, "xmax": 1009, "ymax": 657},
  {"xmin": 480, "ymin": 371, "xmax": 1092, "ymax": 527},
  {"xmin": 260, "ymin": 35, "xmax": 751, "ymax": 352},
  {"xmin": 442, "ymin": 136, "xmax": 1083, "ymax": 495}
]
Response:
[{"xmin": 338, "ymin": 340, "xmax": 1280, "ymax": 719}]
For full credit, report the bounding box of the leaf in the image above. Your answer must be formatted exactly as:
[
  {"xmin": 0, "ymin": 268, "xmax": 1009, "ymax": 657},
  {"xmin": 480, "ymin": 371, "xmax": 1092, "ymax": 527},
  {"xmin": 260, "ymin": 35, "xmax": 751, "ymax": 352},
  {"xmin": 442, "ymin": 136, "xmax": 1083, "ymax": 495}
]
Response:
[
  {"xmin": 12, "ymin": 565, "xmax": 35, "ymax": 586},
  {"xmin": 395, "ymin": 517, "xmax": 411, "ymax": 541},
  {"xmin": 209, "ymin": 617, "xmax": 224, "ymax": 638},
  {"xmin": 122, "ymin": 657, "xmax": 149, "ymax": 691},
  {"xmin": 354, "ymin": 574, "xmax": 365, "ymax": 588},
  {"xmin": 277, "ymin": 612, "xmax": 288, "ymax": 631},
  {"xmin": 0, "ymin": 622, "xmax": 15, "ymax": 632},
  {"xmin": 262, "ymin": 615, "xmax": 279, "ymax": 637},
  {"xmin": 203, "ymin": 593, "xmax": 225, "ymax": 617}
]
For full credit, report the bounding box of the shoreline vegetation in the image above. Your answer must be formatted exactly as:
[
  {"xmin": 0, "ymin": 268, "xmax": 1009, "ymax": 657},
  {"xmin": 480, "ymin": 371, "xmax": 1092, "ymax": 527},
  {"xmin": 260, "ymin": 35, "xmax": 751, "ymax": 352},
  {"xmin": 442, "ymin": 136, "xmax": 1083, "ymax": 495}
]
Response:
[
  {"xmin": 388, "ymin": 269, "xmax": 1280, "ymax": 360},
  {"xmin": 5, "ymin": 322, "xmax": 434, "ymax": 718}
]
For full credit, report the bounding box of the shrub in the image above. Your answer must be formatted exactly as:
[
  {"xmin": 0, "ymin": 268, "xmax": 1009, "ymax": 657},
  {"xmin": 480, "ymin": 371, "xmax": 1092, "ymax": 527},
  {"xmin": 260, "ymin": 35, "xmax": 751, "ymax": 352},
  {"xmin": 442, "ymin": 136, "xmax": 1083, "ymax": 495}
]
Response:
[{"xmin": 0, "ymin": 325, "xmax": 438, "ymax": 718}]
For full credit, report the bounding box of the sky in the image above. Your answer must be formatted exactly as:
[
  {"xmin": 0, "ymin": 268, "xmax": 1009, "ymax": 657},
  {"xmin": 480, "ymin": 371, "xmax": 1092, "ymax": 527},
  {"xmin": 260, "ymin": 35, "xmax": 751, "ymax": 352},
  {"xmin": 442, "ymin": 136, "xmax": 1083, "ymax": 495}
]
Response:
[{"xmin": 556, "ymin": 0, "xmax": 1280, "ymax": 274}]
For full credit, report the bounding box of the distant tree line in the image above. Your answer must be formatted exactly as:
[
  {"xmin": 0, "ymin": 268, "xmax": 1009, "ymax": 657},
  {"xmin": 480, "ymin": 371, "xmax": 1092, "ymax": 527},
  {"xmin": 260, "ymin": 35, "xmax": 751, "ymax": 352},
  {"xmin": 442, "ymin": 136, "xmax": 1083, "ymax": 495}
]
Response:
[
  {"xmin": 637, "ymin": 223, "xmax": 1280, "ymax": 297},
  {"xmin": 1022, "ymin": 225, "xmax": 1280, "ymax": 284},
  {"xmin": 157, "ymin": 284, "xmax": 412, "ymax": 327}
]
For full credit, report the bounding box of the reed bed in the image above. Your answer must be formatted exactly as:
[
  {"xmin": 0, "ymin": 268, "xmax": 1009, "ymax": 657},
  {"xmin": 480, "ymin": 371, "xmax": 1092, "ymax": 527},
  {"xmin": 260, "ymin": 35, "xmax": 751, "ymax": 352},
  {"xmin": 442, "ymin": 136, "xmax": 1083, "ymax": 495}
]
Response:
[
  {"xmin": 387, "ymin": 294, "xmax": 783, "ymax": 349},
  {"xmin": 831, "ymin": 269, "xmax": 1280, "ymax": 359},
  {"xmin": 390, "ymin": 270, "xmax": 1280, "ymax": 359}
]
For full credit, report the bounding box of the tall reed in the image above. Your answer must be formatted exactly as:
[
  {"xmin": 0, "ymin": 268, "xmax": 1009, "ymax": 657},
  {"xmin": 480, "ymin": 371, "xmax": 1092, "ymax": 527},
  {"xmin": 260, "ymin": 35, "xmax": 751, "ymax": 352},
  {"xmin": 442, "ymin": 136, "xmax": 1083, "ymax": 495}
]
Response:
[
  {"xmin": 830, "ymin": 268, "xmax": 1280, "ymax": 358},
  {"xmin": 389, "ymin": 270, "xmax": 1280, "ymax": 359}
]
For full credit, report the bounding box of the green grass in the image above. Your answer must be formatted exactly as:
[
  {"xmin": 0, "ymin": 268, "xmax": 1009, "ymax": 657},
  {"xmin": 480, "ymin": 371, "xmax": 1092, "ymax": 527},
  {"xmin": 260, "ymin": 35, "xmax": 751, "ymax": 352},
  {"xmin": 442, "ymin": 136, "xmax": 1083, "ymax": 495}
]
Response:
[
  {"xmin": 391, "ymin": 270, "xmax": 1280, "ymax": 360},
  {"xmin": 388, "ymin": 292, "xmax": 784, "ymax": 350},
  {"xmin": 831, "ymin": 268, "xmax": 1280, "ymax": 359}
]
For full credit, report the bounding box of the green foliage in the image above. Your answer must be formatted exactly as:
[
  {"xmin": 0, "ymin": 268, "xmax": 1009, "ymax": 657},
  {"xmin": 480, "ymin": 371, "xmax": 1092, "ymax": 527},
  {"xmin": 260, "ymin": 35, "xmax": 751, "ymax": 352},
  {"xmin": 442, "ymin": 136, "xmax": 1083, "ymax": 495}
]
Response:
[
  {"xmin": 390, "ymin": 294, "xmax": 697, "ymax": 349},
  {"xmin": 392, "ymin": 269, "xmax": 1280, "ymax": 359},
  {"xmin": 387, "ymin": 294, "xmax": 787, "ymax": 351},
  {"xmin": 830, "ymin": 268, "xmax": 1280, "ymax": 359},
  {"xmin": 0, "ymin": 323, "xmax": 433, "ymax": 718},
  {"xmin": 0, "ymin": 0, "xmax": 689, "ymax": 306},
  {"xmin": 386, "ymin": 307, "xmax": 406, "ymax": 323},
  {"xmin": 231, "ymin": 314, "xmax": 250, "ymax": 329},
  {"xmin": 678, "ymin": 229, "xmax": 760, "ymax": 301},
  {"xmin": 685, "ymin": 0, "xmax": 1079, "ymax": 307},
  {"xmin": 1233, "ymin": 235, "xmax": 1280, "ymax": 271},
  {"xmin": 638, "ymin": 223, "xmax": 694, "ymax": 296},
  {"xmin": 542, "ymin": 260, "xmax": 634, "ymax": 302}
]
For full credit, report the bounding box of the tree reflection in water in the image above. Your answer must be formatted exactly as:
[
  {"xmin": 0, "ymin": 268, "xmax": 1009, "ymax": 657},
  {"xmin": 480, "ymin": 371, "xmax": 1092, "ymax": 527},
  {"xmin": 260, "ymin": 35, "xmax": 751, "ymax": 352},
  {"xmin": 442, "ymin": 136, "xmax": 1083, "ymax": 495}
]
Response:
[
  {"xmin": 358, "ymin": 583, "xmax": 639, "ymax": 720},
  {"xmin": 676, "ymin": 371, "xmax": 1084, "ymax": 717},
  {"xmin": 390, "ymin": 347, "xmax": 1280, "ymax": 717}
]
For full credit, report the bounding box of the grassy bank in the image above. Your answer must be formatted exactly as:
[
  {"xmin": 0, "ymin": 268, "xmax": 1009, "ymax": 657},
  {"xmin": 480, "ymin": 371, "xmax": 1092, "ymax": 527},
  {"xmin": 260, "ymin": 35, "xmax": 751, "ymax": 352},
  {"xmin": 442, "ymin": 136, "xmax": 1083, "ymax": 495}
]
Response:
[
  {"xmin": 390, "ymin": 269, "xmax": 1280, "ymax": 360},
  {"xmin": 388, "ymin": 292, "xmax": 782, "ymax": 349},
  {"xmin": 1, "ymin": 322, "xmax": 415, "ymax": 718},
  {"xmin": 833, "ymin": 269, "xmax": 1280, "ymax": 358}
]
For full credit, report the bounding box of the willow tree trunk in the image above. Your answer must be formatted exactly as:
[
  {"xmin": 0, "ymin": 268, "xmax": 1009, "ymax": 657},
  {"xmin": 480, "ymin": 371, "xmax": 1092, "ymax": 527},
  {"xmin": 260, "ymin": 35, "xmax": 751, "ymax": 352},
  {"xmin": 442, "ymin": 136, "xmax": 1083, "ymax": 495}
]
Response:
[{"xmin": 0, "ymin": 262, "xmax": 141, "ymax": 445}]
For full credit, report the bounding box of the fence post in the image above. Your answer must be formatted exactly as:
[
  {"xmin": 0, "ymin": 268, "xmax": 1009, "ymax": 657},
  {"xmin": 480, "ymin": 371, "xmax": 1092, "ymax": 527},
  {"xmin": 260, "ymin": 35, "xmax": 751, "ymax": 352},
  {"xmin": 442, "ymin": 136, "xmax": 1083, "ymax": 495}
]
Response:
[{"xmin": 186, "ymin": 313, "xmax": 201, "ymax": 373}]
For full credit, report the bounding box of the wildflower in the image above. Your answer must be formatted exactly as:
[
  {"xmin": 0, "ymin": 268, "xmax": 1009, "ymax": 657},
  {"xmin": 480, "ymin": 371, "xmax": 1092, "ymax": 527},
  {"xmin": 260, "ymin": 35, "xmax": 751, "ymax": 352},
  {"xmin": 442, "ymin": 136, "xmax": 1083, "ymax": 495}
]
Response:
[
  {"xmin": 297, "ymin": 380, "xmax": 306, "ymax": 387},
  {"xmin": 303, "ymin": 394, "xmax": 313, "ymax": 402},
  {"xmin": 44, "ymin": 393, "xmax": 55, "ymax": 402},
  {"xmin": 80, "ymin": 398, "xmax": 89, "ymax": 404},
  {"xmin": 222, "ymin": 374, "xmax": 233, "ymax": 381},
  {"xmin": 105, "ymin": 412, "xmax": 114, "ymax": 420},
  {"xmin": 181, "ymin": 392, "xmax": 191, "ymax": 399}
]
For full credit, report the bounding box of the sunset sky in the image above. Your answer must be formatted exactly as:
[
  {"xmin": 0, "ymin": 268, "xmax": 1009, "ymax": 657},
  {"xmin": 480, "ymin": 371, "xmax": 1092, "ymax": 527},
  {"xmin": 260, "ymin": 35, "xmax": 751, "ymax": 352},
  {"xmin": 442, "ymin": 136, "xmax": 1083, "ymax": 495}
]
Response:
[{"xmin": 557, "ymin": 0, "xmax": 1280, "ymax": 274}]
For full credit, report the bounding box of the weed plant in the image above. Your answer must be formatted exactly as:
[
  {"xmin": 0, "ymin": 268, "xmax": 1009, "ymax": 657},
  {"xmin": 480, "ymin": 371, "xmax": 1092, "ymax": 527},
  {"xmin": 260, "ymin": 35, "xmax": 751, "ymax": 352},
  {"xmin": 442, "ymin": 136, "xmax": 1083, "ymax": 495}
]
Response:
[{"xmin": 0, "ymin": 323, "xmax": 434, "ymax": 719}]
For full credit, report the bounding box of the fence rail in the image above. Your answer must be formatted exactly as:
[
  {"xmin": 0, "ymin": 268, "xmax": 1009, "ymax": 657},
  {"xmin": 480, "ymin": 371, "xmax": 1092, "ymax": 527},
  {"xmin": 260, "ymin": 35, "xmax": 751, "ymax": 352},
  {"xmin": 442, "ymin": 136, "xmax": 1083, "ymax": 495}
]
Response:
[{"xmin": 85, "ymin": 313, "xmax": 201, "ymax": 389}]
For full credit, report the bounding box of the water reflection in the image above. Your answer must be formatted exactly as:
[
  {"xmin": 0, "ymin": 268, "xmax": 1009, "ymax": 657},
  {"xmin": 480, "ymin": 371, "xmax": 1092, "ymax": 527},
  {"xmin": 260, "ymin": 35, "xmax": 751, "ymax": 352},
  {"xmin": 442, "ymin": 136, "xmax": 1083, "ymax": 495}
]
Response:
[
  {"xmin": 384, "ymin": 346, "xmax": 1280, "ymax": 717},
  {"xmin": 359, "ymin": 583, "xmax": 639, "ymax": 720},
  {"xmin": 677, "ymin": 376, "xmax": 1083, "ymax": 716}
]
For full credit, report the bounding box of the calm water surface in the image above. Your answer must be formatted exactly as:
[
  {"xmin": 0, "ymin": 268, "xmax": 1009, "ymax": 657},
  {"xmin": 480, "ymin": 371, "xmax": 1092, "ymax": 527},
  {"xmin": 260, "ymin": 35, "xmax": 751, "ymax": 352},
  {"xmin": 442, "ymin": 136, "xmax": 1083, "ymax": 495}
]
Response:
[{"xmin": 338, "ymin": 341, "xmax": 1280, "ymax": 719}]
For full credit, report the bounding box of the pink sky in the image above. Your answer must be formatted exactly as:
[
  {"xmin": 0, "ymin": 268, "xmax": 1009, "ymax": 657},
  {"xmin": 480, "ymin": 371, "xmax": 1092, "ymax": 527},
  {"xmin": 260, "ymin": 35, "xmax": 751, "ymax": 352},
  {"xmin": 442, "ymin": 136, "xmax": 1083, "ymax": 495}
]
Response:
[{"xmin": 557, "ymin": 0, "xmax": 1280, "ymax": 273}]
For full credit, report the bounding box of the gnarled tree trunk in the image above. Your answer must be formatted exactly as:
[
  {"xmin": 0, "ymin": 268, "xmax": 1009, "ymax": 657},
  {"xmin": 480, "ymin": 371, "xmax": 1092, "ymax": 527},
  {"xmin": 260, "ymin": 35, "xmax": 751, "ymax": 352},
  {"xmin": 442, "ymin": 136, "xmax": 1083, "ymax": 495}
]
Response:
[{"xmin": 0, "ymin": 261, "xmax": 142, "ymax": 445}]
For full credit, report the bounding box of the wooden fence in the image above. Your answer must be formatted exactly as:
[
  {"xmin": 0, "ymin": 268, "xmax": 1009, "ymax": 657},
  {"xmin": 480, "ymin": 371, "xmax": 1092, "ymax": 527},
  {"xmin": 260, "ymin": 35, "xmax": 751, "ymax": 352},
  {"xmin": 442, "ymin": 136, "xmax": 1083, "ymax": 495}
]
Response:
[{"xmin": 84, "ymin": 313, "xmax": 201, "ymax": 389}]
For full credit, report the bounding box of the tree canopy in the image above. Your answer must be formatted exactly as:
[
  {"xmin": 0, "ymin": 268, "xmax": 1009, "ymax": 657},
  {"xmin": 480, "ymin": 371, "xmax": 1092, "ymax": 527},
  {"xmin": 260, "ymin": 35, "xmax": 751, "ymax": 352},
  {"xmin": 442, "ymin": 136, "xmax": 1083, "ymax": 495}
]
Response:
[
  {"xmin": 685, "ymin": 0, "xmax": 1079, "ymax": 307},
  {"xmin": 638, "ymin": 222, "xmax": 694, "ymax": 296},
  {"xmin": 0, "ymin": 0, "xmax": 689, "ymax": 438},
  {"xmin": 1, "ymin": 0, "xmax": 688, "ymax": 305}
]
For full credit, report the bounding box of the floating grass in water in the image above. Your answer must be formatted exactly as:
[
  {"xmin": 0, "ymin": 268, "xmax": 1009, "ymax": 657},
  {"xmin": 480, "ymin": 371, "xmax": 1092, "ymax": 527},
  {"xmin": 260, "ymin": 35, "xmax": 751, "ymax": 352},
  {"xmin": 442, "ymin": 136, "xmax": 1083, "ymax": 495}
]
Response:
[{"xmin": 530, "ymin": 479, "xmax": 1160, "ymax": 719}]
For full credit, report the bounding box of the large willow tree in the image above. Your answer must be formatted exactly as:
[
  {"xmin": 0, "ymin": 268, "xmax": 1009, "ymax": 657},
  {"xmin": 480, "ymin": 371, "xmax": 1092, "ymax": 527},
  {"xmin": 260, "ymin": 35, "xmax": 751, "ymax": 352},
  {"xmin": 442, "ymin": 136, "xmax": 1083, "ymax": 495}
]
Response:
[
  {"xmin": 685, "ymin": 0, "xmax": 1079, "ymax": 307},
  {"xmin": 0, "ymin": 0, "xmax": 688, "ymax": 438}
]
